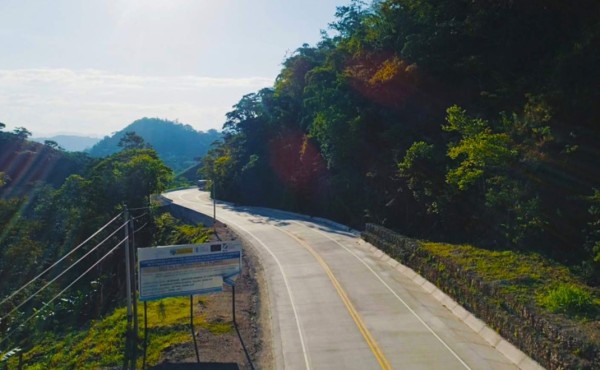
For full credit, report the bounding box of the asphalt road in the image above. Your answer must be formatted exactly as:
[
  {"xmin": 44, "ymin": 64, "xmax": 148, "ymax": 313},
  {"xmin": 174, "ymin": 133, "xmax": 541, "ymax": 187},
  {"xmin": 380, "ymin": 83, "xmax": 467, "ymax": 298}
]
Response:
[{"xmin": 164, "ymin": 189, "xmax": 527, "ymax": 370}]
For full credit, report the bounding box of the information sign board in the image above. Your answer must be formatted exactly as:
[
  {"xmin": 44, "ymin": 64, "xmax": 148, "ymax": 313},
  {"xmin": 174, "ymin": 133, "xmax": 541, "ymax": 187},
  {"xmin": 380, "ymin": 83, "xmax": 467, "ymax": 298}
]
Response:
[{"xmin": 138, "ymin": 241, "xmax": 241, "ymax": 301}]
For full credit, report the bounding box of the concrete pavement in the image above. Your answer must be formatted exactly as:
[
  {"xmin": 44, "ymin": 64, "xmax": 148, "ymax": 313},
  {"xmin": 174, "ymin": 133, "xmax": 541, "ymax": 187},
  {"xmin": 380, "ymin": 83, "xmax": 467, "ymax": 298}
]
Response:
[{"xmin": 164, "ymin": 189, "xmax": 542, "ymax": 370}]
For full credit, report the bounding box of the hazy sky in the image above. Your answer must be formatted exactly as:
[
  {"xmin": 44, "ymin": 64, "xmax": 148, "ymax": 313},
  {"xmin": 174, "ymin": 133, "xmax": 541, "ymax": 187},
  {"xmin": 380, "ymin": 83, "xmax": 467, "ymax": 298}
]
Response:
[{"xmin": 0, "ymin": 0, "xmax": 347, "ymax": 137}]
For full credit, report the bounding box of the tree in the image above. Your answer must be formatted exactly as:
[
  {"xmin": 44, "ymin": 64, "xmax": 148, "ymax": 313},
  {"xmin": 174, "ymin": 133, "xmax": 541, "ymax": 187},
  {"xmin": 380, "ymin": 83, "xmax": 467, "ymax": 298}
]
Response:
[
  {"xmin": 443, "ymin": 105, "xmax": 517, "ymax": 191},
  {"xmin": 398, "ymin": 141, "xmax": 440, "ymax": 215},
  {"xmin": 443, "ymin": 106, "xmax": 548, "ymax": 246},
  {"xmin": 13, "ymin": 127, "xmax": 32, "ymax": 140},
  {"xmin": 90, "ymin": 148, "xmax": 172, "ymax": 209},
  {"xmin": 44, "ymin": 140, "xmax": 64, "ymax": 151},
  {"xmin": 118, "ymin": 131, "xmax": 148, "ymax": 150}
]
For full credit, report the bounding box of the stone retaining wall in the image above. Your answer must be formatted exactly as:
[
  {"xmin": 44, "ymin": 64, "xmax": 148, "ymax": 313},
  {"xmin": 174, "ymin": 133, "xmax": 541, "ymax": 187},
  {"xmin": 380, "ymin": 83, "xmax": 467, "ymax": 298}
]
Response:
[{"xmin": 362, "ymin": 223, "xmax": 599, "ymax": 370}]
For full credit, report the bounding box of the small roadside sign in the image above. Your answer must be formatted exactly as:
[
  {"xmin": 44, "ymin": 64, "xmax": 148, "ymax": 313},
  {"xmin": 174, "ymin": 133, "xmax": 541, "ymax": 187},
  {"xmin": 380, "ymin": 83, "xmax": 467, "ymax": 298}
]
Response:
[{"xmin": 137, "ymin": 241, "xmax": 242, "ymax": 301}]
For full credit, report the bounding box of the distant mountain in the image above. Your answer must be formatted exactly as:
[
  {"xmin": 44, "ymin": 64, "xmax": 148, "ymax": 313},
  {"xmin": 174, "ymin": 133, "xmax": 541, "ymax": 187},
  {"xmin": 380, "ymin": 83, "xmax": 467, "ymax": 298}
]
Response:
[
  {"xmin": 32, "ymin": 135, "xmax": 100, "ymax": 152},
  {"xmin": 87, "ymin": 118, "xmax": 221, "ymax": 172}
]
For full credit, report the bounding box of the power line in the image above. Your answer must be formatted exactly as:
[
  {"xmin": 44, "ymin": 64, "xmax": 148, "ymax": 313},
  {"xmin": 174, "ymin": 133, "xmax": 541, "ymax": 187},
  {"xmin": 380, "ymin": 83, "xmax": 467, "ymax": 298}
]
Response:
[
  {"xmin": 131, "ymin": 212, "xmax": 148, "ymax": 221},
  {"xmin": 1, "ymin": 219, "xmax": 128, "ymax": 322},
  {"xmin": 133, "ymin": 223, "xmax": 148, "ymax": 234},
  {"xmin": 0, "ymin": 220, "xmax": 129, "ymax": 324},
  {"xmin": 128, "ymin": 206, "xmax": 151, "ymax": 212},
  {"xmin": 0, "ymin": 237, "xmax": 127, "ymax": 348},
  {"xmin": 0, "ymin": 212, "xmax": 123, "ymax": 308}
]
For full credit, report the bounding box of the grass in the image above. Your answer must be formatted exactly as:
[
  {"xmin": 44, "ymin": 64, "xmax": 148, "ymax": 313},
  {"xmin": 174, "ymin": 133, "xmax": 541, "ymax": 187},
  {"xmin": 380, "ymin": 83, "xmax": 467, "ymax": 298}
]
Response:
[
  {"xmin": 2, "ymin": 296, "xmax": 229, "ymax": 369},
  {"xmin": 202, "ymin": 319, "xmax": 233, "ymax": 335},
  {"xmin": 421, "ymin": 242, "xmax": 600, "ymax": 318},
  {"xmin": 538, "ymin": 283, "xmax": 597, "ymax": 317}
]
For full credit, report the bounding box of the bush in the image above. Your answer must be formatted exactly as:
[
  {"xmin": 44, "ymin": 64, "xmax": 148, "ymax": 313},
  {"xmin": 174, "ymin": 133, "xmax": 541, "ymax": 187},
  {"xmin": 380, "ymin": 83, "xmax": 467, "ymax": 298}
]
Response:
[{"xmin": 538, "ymin": 284, "xmax": 596, "ymax": 317}]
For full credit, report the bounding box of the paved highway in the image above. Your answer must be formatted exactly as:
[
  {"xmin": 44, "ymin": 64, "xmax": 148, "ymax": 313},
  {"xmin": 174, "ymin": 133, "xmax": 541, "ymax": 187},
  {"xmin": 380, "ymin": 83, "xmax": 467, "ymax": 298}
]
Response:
[{"xmin": 165, "ymin": 189, "xmax": 532, "ymax": 370}]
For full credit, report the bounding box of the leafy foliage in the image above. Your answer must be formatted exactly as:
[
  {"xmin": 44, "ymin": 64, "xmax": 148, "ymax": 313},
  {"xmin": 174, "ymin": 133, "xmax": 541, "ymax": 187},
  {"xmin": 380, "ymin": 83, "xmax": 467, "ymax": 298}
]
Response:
[
  {"xmin": 118, "ymin": 131, "xmax": 149, "ymax": 150},
  {"xmin": 202, "ymin": 0, "xmax": 600, "ymax": 283},
  {"xmin": 153, "ymin": 213, "xmax": 209, "ymax": 245},
  {"xmin": 443, "ymin": 105, "xmax": 517, "ymax": 190},
  {"xmin": 89, "ymin": 148, "xmax": 172, "ymax": 210},
  {"xmin": 0, "ymin": 129, "xmax": 214, "ymax": 359}
]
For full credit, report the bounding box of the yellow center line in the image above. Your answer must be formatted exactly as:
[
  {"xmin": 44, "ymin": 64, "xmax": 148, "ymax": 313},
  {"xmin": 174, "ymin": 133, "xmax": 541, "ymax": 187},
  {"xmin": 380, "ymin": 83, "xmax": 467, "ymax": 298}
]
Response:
[{"xmin": 279, "ymin": 228, "xmax": 393, "ymax": 370}]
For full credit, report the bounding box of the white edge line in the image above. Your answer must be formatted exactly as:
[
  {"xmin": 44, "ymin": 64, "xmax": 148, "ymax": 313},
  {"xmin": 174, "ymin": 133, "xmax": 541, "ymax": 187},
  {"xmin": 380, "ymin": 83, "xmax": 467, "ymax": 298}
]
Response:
[
  {"xmin": 175, "ymin": 191, "xmax": 312, "ymax": 370},
  {"xmin": 229, "ymin": 221, "xmax": 312, "ymax": 370},
  {"xmin": 295, "ymin": 220, "xmax": 473, "ymax": 370}
]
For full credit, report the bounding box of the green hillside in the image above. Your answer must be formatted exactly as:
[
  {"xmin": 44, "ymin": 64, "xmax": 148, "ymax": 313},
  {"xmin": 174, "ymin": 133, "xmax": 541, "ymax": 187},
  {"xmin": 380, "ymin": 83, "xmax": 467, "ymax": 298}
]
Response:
[
  {"xmin": 0, "ymin": 126, "xmax": 214, "ymax": 365},
  {"xmin": 203, "ymin": 0, "xmax": 600, "ymax": 284},
  {"xmin": 0, "ymin": 129, "xmax": 92, "ymax": 198},
  {"xmin": 88, "ymin": 118, "xmax": 221, "ymax": 172}
]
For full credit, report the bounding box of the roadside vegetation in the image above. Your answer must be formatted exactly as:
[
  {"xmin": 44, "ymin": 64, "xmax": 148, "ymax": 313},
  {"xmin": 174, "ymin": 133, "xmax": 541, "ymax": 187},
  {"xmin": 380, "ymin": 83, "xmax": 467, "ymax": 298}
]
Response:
[
  {"xmin": 0, "ymin": 129, "xmax": 213, "ymax": 368},
  {"xmin": 422, "ymin": 242, "xmax": 600, "ymax": 320},
  {"xmin": 420, "ymin": 241, "xmax": 600, "ymax": 368},
  {"xmin": 202, "ymin": 0, "xmax": 600, "ymax": 288},
  {"xmin": 364, "ymin": 223, "xmax": 600, "ymax": 368},
  {"xmin": 1, "ymin": 296, "xmax": 233, "ymax": 369},
  {"xmin": 2, "ymin": 0, "xmax": 599, "ymax": 367},
  {"xmin": 201, "ymin": 2, "xmax": 599, "ymax": 362}
]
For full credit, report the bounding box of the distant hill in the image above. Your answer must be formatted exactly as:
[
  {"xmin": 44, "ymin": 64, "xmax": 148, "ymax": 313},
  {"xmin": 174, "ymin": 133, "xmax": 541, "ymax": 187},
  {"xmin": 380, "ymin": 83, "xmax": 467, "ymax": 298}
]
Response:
[
  {"xmin": 87, "ymin": 118, "xmax": 221, "ymax": 172},
  {"xmin": 32, "ymin": 135, "xmax": 100, "ymax": 152},
  {"xmin": 0, "ymin": 132, "xmax": 91, "ymax": 198}
]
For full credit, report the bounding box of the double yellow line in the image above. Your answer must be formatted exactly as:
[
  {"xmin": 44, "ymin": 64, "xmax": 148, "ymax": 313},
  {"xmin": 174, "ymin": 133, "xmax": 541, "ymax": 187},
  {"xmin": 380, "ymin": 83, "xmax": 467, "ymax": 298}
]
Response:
[{"xmin": 281, "ymin": 229, "xmax": 393, "ymax": 370}]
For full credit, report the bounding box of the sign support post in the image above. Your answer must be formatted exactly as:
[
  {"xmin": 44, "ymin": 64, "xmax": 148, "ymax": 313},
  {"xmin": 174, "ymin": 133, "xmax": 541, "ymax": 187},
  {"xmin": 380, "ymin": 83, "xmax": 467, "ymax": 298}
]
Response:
[
  {"xmin": 137, "ymin": 241, "xmax": 242, "ymax": 367},
  {"xmin": 190, "ymin": 295, "xmax": 200, "ymax": 363},
  {"xmin": 130, "ymin": 217, "xmax": 139, "ymax": 369},
  {"xmin": 232, "ymin": 285, "xmax": 236, "ymax": 324},
  {"xmin": 124, "ymin": 207, "xmax": 132, "ymax": 321},
  {"xmin": 123, "ymin": 207, "xmax": 133, "ymax": 370},
  {"xmin": 213, "ymin": 182, "xmax": 217, "ymax": 230}
]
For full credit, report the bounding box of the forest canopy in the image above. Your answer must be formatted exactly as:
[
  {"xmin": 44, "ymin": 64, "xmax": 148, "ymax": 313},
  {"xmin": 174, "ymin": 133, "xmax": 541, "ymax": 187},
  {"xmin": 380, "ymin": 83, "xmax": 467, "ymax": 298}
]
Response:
[{"xmin": 202, "ymin": 0, "xmax": 600, "ymax": 283}]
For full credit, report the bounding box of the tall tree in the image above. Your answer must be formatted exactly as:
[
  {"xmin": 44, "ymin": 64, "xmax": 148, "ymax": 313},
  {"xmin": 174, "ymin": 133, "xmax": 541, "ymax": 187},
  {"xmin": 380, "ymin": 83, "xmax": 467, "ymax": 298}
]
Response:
[
  {"xmin": 118, "ymin": 131, "xmax": 148, "ymax": 150},
  {"xmin": 13, "ymin": 127, "xmax": 32, "ymax": 141}
]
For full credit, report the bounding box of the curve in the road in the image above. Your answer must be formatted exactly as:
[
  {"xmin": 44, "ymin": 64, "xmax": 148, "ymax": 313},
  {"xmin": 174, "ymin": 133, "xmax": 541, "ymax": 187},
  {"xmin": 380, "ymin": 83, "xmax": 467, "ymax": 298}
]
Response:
[
  {"xmin": 188, "ymin": 199, "xmax": 390, "ymax": 370},
  {"xmin": 165, "ymin": 189, "xmax": 529, "ymax": 370}
]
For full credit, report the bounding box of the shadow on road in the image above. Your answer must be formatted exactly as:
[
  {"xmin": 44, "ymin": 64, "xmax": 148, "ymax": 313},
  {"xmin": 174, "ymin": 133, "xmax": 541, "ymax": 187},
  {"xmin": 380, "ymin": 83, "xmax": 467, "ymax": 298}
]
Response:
[
  {"xmin": 148, "ymin": 362, "xmax": 240, "ymax": 370},
  {"xmin": 222, "ymin": 204, "xmax": 355, "ymax": 237}
]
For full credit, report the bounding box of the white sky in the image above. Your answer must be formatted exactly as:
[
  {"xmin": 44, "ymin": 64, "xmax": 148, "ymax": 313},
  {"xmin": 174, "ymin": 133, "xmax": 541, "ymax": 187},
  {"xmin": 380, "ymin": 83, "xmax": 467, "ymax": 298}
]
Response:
[{"xmin": 0, "ymin": 0, "xmax": 347, "ymax": 137}]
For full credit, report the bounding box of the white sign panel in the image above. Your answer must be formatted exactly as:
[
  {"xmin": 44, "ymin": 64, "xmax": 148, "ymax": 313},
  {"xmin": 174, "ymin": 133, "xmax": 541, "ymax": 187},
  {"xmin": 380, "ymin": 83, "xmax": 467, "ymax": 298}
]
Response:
[{"xmin": 138, "ymin": 241, "xmax": 242, "ymax": 301}]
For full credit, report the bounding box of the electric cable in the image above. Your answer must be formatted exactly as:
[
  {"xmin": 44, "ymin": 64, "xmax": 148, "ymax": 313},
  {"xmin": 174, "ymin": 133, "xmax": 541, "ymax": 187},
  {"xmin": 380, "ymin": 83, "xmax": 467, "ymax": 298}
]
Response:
[
  {"xmin": 131, "ymin": 212, "xmax": 148, "ymax": 221},
  {"xmin": 133, "ymin": 223, "xmax": 148, "ymax": 234},
  {"xmin": 0, "ymin": 212, "xmax": 123, "ymax": 308},
  {"xmin": 0, "ymin": 237, "xmax": 127, "ymax": 348},
  {"xmin": 0, "ymin": 220, "xmax": 129, "ymax": 323},
  {"xmin": 128, "ymin": 206, "xmax": 150, "ymax": 211}
]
